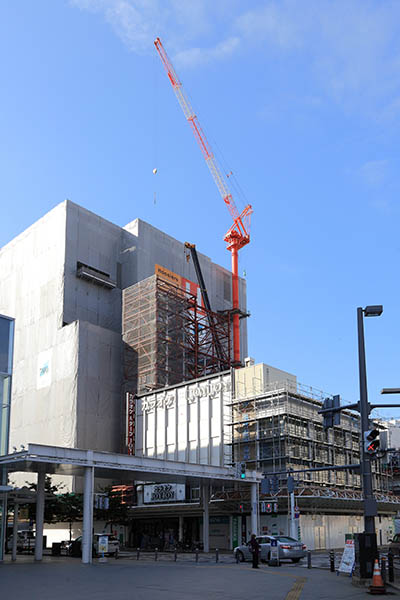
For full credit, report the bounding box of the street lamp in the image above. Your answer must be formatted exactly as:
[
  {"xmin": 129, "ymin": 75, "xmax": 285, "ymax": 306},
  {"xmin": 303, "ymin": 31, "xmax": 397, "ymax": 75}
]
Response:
[{"xmin": 357, "ymin": 305, "xmax": 383, "ymax": 534}]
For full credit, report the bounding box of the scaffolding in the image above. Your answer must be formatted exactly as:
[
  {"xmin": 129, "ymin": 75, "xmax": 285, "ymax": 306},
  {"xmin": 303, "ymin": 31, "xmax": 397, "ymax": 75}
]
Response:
[
  {"xmin": 229, "ymin": 380, "xmax": 389, "ymax": 493},
  {"xmin": 123, "ymin": 275, "xmax": 231, "ymax": 395}
]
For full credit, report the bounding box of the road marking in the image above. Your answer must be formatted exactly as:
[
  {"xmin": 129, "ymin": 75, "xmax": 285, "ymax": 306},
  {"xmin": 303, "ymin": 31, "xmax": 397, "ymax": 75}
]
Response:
[{"xmin": 285, "ymin": 577, "xmax": 307, "ymax": 600}]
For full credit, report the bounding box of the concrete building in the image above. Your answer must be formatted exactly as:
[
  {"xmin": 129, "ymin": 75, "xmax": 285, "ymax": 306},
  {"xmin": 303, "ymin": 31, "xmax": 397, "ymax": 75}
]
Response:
[
  {"xmin": 125, "ymin": 363, "xmax": 398, "ymax": 551},
  {"xmin": 0, "ymin": 200, "xmax": 247, "ymax": 485}
]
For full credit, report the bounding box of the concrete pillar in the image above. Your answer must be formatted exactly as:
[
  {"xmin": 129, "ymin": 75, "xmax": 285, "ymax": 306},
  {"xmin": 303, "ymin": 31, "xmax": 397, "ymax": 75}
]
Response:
[
  {"xmin": 202, "ymin": 484, "xmax": 209, "ymax": 553},
  {"xmin": 82, "ymin": 466, "xmax": 94, "ymax": 564},
  {"xmin": 12, "ymin": 502, "xmax": 18, "ymax": 561},
  {"xmin": 35, "ymin": 471, "xmax": 45, "ymax": 561},
  {"xmin": 178, "ymin": 515, "xmax": 184, "ymax": 542},
  {"xmin": 250, "ymin": 482, "xmax": 258, "ymax": 535},
  {"xmin": 0, "ymin": 492, "xmax": 7, "ymax": 562}
]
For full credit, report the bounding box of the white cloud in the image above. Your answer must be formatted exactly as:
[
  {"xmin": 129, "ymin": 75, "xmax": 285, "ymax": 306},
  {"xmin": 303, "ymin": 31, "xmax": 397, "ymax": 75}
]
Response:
[
  {"xmin": 235, "ymin": 1, "xmax": 400, "ymax": 110},
  {"xmin": 174, "ymin": 37, "xmax": 240, "ymax": 68},
  {"xmin": 71, "ymin": 0, "xmax": 400, "ymax": 116},
  {"xmin": 358, "ymin": 159, "xmax": 389, "ymax": 187}
]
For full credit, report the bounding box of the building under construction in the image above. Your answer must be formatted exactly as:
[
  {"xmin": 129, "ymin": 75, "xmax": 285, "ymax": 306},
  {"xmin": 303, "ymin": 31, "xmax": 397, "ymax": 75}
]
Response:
[
  {"xmin": 231, "ymin": 362, "xmax": 388, "ymax": 492},
  {"xmin": 122, "ymin": 274, "xmax": 231, "ymax": 395}
]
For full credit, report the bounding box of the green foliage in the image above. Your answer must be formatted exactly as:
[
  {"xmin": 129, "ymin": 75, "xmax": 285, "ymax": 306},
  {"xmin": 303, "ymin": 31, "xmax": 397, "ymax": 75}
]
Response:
[{"xmin": 94, "ymin": 487, "xmax": 130, "ymax": 526}]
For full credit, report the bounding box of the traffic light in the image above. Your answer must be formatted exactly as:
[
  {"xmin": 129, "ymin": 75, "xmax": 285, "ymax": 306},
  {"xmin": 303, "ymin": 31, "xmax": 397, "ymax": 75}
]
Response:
[
  {"xmin": 239, "ymin": 503, "xmax": 244, "ymax": 513},
  {"xmin": 261, "ymin": 477, "xmax": 271, "ymax": 494},
  {"xmin": 240, "ymin": 463, "xmax": 246, "ymax": 479},
  {"xmin": 321, "ymin": 395, "xmax": 341, "ymax": 429},
  {"xmin": 364, "ymin": 429, "xmax": 380, "ymax": 455}
]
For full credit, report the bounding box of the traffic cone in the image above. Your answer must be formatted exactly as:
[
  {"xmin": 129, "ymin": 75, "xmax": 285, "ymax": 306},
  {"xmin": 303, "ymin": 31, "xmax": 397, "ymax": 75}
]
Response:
[{"xmin": 369, "ymin": 559, "xmax": 386, "ymax": 595}]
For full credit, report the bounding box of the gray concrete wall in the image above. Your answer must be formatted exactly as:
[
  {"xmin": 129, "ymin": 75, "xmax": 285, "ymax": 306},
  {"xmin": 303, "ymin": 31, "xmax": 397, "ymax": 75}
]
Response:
[{"xmin": 0, "ymin": 200, "xmax": 248, "ymax": 470}]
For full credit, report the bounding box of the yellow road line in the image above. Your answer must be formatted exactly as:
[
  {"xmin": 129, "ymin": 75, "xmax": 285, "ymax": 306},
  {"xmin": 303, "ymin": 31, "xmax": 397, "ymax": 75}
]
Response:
[{"xmin": 285, "ymin": 577, "xmax": 307, "ymax": 600}]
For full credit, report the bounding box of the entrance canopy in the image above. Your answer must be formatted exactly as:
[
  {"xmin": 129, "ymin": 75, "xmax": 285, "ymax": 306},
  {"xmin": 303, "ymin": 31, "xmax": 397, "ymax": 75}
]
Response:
[
  {"xmin": 0, "ymin": 443, "xmax": 260, "ymax": 485},
  {"xmin": 0, "ymin": 443, "xmax": 260, "ymax": 564}
]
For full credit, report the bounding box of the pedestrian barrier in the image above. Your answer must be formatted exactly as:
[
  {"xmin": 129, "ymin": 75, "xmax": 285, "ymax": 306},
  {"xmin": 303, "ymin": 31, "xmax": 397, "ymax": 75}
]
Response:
[
  {"xmin": 388, "ymin": 550, "xmax": 394, "ymax": 583},
  {"xmin": 369, "ymin": 559, "xmax": 386, "ymax": 595},
  {"xmin": 329, "ymin": 550, "xmax": 335, "ymax": 572}
]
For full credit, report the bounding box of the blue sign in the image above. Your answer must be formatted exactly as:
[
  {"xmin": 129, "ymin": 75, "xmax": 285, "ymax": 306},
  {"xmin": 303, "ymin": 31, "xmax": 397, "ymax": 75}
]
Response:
[{"xmin": 270, "ymin": 539, "xmax": 278, "ymax": 547}]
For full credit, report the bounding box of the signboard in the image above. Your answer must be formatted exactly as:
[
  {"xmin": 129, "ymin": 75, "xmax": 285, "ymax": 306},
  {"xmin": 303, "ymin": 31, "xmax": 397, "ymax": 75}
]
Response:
[
  {"xmin": 143, "ymin": 483, "xmax": 185, "ymax": 503},
  {"xmin": 269, "ymin": 538, "xmax": 280, "ymax": 565},
  {"xmin": 37, "ymin": 350, "xmax": 52, "ymax": 389},
  {"xmin": 232, "ymin": 516, "xmax": 239, "ymax": 549},
  {"xmin": 155, "ymin": 264, "xmax": 182, "ymax": 287},
  {"xmin": 98, "ymin": 535, "xmax": 108, "ymax": 555},
  {"xmin": 338, "ymin": 539, "xmax": 355, "ymax": 574},
  {"xmin": 126, "ymin": 392, "xmax": 136, "ymax": 455},
  {"xmin": 155, "ymin": 264, "xmax": 202, "ymax": 307}
]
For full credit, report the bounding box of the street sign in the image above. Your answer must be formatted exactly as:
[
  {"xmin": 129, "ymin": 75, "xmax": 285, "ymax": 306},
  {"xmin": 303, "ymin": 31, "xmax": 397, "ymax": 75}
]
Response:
[{"xmin": 294, "ymin": 506, "xmax": 300, "ymax": 519}]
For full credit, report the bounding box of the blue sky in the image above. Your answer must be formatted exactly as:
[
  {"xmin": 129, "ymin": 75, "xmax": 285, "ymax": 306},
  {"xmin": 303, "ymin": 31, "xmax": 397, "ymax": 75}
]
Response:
[{"xmin": 1, "ymin": 1, "xmax": 399, "ymax": 416}]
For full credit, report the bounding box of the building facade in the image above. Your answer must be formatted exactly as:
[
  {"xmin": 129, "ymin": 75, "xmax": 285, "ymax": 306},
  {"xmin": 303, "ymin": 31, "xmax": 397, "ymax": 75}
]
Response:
[{"xmin": 0, "ymin": 201, "xmax": 247, "ymax": 486}]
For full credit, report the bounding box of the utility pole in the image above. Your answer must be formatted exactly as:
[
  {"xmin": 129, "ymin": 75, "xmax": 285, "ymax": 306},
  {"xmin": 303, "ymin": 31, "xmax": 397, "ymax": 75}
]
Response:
[{"xmin": 357, "ymin": 307, "xmax": 377, "ymax": 534}]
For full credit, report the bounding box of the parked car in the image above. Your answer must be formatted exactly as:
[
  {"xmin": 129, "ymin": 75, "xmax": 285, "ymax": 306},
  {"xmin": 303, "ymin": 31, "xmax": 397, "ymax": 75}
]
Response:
[
  {"xmin": 388, "ymin": 534, "xmax": 400, "ymax": 556},
  {"xmin": 6, "ymin": 530, "xmax": 35, "ymax": 554},
  {"xmin": 234, "ymin": 535, "xmax": 306, "ymax": 563},
  {"xmin": 69, "ymin": 533, "xmax": 120, "ymax": 557}
]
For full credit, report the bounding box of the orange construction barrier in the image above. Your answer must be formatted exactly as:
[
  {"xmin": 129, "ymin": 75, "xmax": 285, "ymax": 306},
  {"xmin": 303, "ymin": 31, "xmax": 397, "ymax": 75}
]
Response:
[{"xmin": 369, "ymin": 558, "xmax": 386, "ymax": 595}]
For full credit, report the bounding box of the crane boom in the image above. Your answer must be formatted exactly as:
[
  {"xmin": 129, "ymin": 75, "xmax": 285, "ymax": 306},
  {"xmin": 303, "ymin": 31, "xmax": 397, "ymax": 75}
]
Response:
[{"xmin": 155, "ymin": 37, "xmax": 252, "ymax": 365}]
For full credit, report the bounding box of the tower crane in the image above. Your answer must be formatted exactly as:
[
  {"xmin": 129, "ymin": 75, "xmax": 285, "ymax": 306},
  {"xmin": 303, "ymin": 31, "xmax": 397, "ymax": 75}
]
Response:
[{"xmin": 154, "ymin": 37, "xmax": 253, "ymax": 366}]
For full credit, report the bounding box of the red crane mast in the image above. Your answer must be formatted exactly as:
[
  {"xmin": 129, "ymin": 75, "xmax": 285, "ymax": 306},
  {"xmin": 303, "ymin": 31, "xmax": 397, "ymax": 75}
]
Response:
[{"xmin": 154, "ymin": 37, "xmax": 252, "ymax": 366}]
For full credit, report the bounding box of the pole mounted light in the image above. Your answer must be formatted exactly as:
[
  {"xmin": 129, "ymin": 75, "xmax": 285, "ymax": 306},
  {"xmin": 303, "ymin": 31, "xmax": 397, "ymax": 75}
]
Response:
[
  {"xmin": 357, "ymin": 304, "xmax": 383, "ymax": 535},
  {"xmin": 363, "ymin": 305, "xmax": 383, "ymax": 317}
]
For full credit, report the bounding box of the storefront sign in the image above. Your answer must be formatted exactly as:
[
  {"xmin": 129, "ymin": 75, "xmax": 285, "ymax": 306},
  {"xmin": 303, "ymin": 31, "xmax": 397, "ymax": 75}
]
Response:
[
  {"xmin": 126, "ymin": 392, "xmax": 136, "ymax": 455},
  {"xmin": 141, "ymin": 378, "xmax": 231, "ymax": 414},
  {"xmin": 143, "ymin": 484, "xmax": 185, "ymax": 503}
]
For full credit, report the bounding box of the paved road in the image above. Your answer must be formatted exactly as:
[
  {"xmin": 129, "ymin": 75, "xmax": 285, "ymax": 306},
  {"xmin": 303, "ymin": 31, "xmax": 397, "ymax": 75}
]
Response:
[{"xmin": 0, "ymin": 556, "xmax": 392, "ymax": 600}]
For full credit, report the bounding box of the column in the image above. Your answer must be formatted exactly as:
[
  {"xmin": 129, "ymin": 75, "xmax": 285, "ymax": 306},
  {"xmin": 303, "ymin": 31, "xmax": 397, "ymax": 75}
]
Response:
[
  {"xmin": 12, "ymin": 502, "xmax": 18, "ymax": 561},
  {"xmin": 178, "ymin": 515, "xmax": 184, "ymax": 543},
  {"xmin": 35, "ymin": 471, "xmax": 45, "ymax": 561},
  {"xmin": 82, "ymin": 466, "xmax": 94, "ymax": 564},
  {"xmin": 250, "ymin": 482, "xmax": 258, "ymax": 535},
  {"xmin": 202, "ymin": 484, "xmax": 209, "ymax": 553}
]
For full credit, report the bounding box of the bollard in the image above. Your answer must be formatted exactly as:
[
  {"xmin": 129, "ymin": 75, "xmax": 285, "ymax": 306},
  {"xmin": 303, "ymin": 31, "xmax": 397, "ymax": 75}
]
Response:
[
  {"xmin": 155, "ymin": 547, "xmax": 158, "ymax": 561},
  {"xmin": 236, "ymin": 551, "xmax": 240, "ymax": 564},
  {"xmin": 195, "ymin": 547, "xmax": 199, "ymax": 563},
  {"xmin": 174, "ymin": 547, "xmax": 177, "ymax": 562},
  {"xmin": 388, "ymin": 550, "xmax": 394, "ymax": 583},
  {"xmin": 216, "ymin": 548, "xmax": 219, "ymax": 563},
  {"xmin": 307, "ymin": 550, "xmax": 312, "ymax": 569},
  {"xmin": 380, "ymin": 556, "xmax": 387, "ymax": 584},
  {"xmin": 329, "ymin": 550, "xmax": 335, "ymax": 573},
  {"xmin": 137, "ymin": 548, "xmax": 140, "ymax": 561}
]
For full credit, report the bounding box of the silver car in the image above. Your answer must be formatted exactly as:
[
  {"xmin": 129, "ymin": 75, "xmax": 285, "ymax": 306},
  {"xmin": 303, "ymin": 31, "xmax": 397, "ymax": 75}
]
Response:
[{"xmin": 234, "ymin": 535, "xmax": 306, "ymax": 563}]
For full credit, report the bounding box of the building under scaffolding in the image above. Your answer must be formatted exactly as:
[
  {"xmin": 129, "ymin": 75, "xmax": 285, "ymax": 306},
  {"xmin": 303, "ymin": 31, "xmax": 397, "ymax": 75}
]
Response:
[
  {"xmin": 231, "ymin": 362, "xmax": 388, "ymax": 493},
  {"xmin": 123, "ymin": 274, "xmax": 231, "ymax": 395}
]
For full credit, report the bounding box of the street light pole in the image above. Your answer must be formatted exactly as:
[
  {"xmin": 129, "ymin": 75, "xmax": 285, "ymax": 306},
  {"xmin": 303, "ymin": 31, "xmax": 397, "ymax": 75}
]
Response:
[{"xmin": 357, "ymin": 306, "xmax": 382, "ymax": 534}]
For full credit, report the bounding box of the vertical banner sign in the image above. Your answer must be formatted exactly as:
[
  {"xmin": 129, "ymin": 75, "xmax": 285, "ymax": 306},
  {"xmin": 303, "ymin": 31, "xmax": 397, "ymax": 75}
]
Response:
[
  {"xmin": 126, "ymin": 392, "xmax": 136, "ymax": 455},
  {"xmin": 232, "ymin": 516, "xmax": 239, "ymax": 549}
]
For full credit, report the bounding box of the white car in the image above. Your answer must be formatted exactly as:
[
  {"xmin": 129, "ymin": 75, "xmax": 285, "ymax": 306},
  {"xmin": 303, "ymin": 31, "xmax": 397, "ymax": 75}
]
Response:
[{"xmin": 234, "ymin": 535, "xmax": 306, "ymax": 563}]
